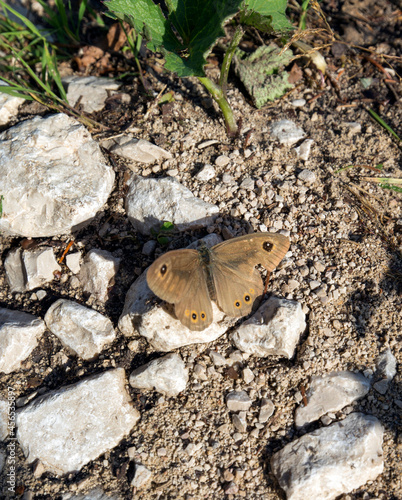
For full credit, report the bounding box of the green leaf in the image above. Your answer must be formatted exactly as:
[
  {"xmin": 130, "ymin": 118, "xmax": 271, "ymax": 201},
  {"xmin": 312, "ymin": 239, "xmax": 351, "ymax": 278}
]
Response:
[
  {"xmin": 107, "ymin": 0, "xmax": 243, "ymax": 77},
  {"xmin": 233, "ymin": 44, "xmax": 293, "ymax": 108},
  {"xmin": 240, "ymin": 0, "xmax": 293, "ymax": 32}
]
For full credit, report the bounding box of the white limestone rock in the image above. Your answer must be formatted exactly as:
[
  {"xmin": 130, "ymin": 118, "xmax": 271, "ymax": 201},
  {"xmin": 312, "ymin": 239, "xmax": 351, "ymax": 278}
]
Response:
[
  {"xmin": 271, "ymin": 413, "xmax": 384, "ymax": 500},
  {"xmin": 125, "ymin": 175, "xmax": 218, "ymax": 235},
  {"xmin": 118, "ymin": 272, "xmax": 228, "ymax": 351},
  {"xmin": 226, "ymin": 391, "xmax": 252, "ymax": 412},
  {"xmin": 102, "ymin": 136, "xmax": 172, "ymax": 164},
  {"xmin": 62, "ymin": 488, "xmax": 117, "ymax": 500},
  {"xmin": 16, "ymin": 368, "xmax": 140, "ymax": 475},
  {"xmin": 44, "ymin": 299, "xmax": 116, "ymax": 360},
  {"xmin": 129, "ymin": 353, "xmax": 188, "ymax": 397},
  {"xmin": 4, "ymin": 247, "xmax": 62, "ymax": 293},
  {"xmin": 0, "ymin": 114, "xmax": 115, "ymax": 237},
  {"xmin": 131, "ymin": 463, "xmax": 152, "ymax": 488},
  {"xmin": 196, "ymin": 164, "xmax": 216, "ymax": 181},
  {"xmin": 294, "ymin": 139, "xmax": 314, "ymax": 161},
  {"xmin": 78, "ymin": 249, "xmax": 120, "ymax": 302},
  {"xmin": 231, "ymin": 297, "xmax": 306, "ymax": 358},
  {"xmin": 0, "ymin": 308, "xmax": 46, "ymax": 374},
  {"xmin": 259, "ymin": 398, "xmax": 275, "ymax": 423},
  {"xmin": 63, "ymin": 76, "xmax": 120, "ymax": 113},
  {"xmin": 270, "ymin": 119, "xmax": 306, "ymax": 146},
  {"xmin": 373, "ymin": 348, "xmax": 397, "ymax": 395},
  {"xmin": 0, "ymin": 80, "xmax": 25, "ymax": 125},
  {"xmin": 295, "ymin": 371, "xmax": 371, "ymax": 428},
  {"xmin": 65, "ymin": 252, "xmax": 81, "ymax": 274}
]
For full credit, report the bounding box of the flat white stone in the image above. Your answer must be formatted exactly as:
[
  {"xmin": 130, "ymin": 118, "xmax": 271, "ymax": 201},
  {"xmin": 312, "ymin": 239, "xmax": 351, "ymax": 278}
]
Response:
[
  {"xmin": 0, "ymin": 308, "xmax": 46, "ymax": 374},
  {"xmin": 4, "ymin": 248, "xmax": 25, "ymax": 293},
  {"xmin": 129, "ymin": 353, "xmax": 188, "ymax": 397},
  {"xmin": 78, "ymin": 249, "xmax": 120, "ymax": 302},
  {"xmin": 196, "ymin": 164, "xmax": 216, "ymax": 181},
  {"xmin": 295, "ymin": 371, "xmax": 371, "ymax": 428},
  {"xmin": 259, "ymin": 398, "xmax": 275, "ymax": 423},
  {"xmin": 294, "ymin": 139, "xmax": 314, "ymax": 161},
  {"xmin": 226, "ymin": 391, "xmax": 252, "ymax": 412},
  {"xmin": 0, "ymin": 80, "xmax": 25, "ymax": 125},
  {"xmin": 271, "ymin": 413, "xmax": 384, "ymax": 500},
  {"xmin": 131, "ymin": 463, "xmax": 152, "ymax": 488},
  {"xmin": 125, "ymin": 175, "xmax": 218, "ymax": 235},
  {"xmin": 63, "ymin": 76, "xmax": 120, "ymax": 113},
  {"xmin": 231, "ymin": 297, "xmax": 306, "ymax": 358},
  {"xmin": 44, "ymin": 299, "xmax": 116, "ymax": 360},
  {"xmin": 102, "ymin": 136, "xmax": 172, "ymax": 164},
  {"xmin": 118, "ymin": 272, "xmax": 228, "ymax": 351},
  {"xmin": 16, "ymin": 368, "xmax": 140, "ymax": 475},
  {"xmin": 298, "ymin": 169, "xmax": 317, "ymax": 183},
  {"xmin": 65, "ymin": 252, "xmax": 81, "ymax": 274},
  {"xmin": 62, "ymin": 488, "xmax": 117, "ymax": 499},
  {"xmin": 0, "ymin": 114, "xmax": 115, "ymax": 237},
  {"xmin": 376, "ymin": 348, "xmax": 397, "ymax": 381},
  {"xmin": 270, "ymin": 119, "xmax": 306, "ymax": 146},
  {"xmin": 24, "ymin": 247, "xmax": 62, "ymax": 290}
]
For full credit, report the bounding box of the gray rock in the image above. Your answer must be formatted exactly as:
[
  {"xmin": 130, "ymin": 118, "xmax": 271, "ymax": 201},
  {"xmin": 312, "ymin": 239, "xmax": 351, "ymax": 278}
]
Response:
[
  {"xmin": 291, "ymin": 99, "xmax": 306, "ymax": 107},
  {"xmin": 78, "ymin": 249, "xmax": 120, "ymax": 302},
  {"xmin": 270, "ymin": 119, "xmax": 306, "ymax": 146},
  {"xmin": 231, "ymin": 297, "xmax": 306, "ymax": 358},
  {"xmin": 142, "ymin": 240, "xmax": 157, "ymax": 256},
  {"xmin": 232, "ymin": 412, "xmax": 247, "ymax": 433},
  {"xmin": 271, "ymin": 413, "xmax": 384, "ymax": 500},
  {"xmin": 294, "ymin": 139, "xmax": 314, "ymax": 161},
  {"xmin": 376, "ymin": 348, "xmax": 397, "ymax": 381},
  {"xmin": 226, "ymin": 391, "xmax": 252, "ymax": 412},
  {"xmin": 63, "ymin": 76, "xmax": 120, "ymax": 113},
  {"xmin": 4, "ymin": 247, "xmax": 61, "ymax": 293},
  {"xmin": 196, "ymin": 164, "xmax": 216, "ymax": 181},
  {"xmin": 129, "ymin": 353, "xmax": 188, "ymax": 397},
  {"xmin": 298, "ymin": 169, "xmax": 317, "ymax": 183},
  {"xmin": 0, "ymin": 308, "xmax": 46, "ymax": 374},
  {"xmin": 295, "ymin": 371, "xmax": 371, "ymax": 428},
  {"xmin": 65, "ymin": 252, "xmax": 81, "ymax": 274},
  {"xmin": 102, "ymin": 136, "xmax": 172, "ymax": 164},
  {"xmin": 44, "ymin": 299, "xmax": 116, "ymax": 360},
  {"xmin": 0, "ymin": 114, "xmax": 115, "ymax": 237},
  {"xmin": 259, "ymin": 398, "xmax": 275, "ymax": 423},
  {"xmin": 131, "ymin": 463, "xmax": 152, "ymax": 488},
  {"xmin": 16, "ymin": 368, "xmax": 140, "ymax": 475},
  {"xmin": 125, "ymin": 176, "xmax": 218, "ymax": 235}
]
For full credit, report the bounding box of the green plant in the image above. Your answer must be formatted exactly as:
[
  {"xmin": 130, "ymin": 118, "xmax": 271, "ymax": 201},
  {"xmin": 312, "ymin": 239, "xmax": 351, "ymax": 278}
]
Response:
[
  {"xmin": 0, "ymin": 195, "xmax": 3, "ymax": 218},
  {"xmin": 151, "ymin": 221, "xmax": 175, "ymax": 246},
  {"xmin": 106, "ymin": 0, "xmax": 293, "ymax": 136},
  {"xmin": 367, "ymin": 109, "xmax": 402, "ymax": 146},
  {"xmin": 0, "ymin": 1, "xmax": 103, "ymax": 128}
]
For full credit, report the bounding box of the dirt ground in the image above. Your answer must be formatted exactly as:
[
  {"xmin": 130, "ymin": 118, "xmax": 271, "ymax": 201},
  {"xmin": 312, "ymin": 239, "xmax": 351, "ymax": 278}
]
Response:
[{"xmin": 0, "ymin": 0, "xmax": 401, "ymax": 498}]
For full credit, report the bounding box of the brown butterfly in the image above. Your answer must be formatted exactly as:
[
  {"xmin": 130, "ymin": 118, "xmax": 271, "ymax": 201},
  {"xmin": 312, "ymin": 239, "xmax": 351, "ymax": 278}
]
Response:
[{"xmin": 146, "ymin": 233, "xmax": 290, "ymax": 331}]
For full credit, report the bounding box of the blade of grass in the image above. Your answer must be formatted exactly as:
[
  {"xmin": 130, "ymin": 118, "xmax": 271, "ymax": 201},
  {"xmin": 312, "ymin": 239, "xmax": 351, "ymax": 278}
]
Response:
[{"xmin": 367, "ymin": 108, "xmax": 402, "ymax": 143}]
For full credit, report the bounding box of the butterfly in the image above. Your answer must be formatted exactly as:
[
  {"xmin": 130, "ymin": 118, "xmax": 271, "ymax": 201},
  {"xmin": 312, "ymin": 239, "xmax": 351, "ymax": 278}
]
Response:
[{"xmin": 146, "ymin": 233, "xmax": 290, "ymax": 331}]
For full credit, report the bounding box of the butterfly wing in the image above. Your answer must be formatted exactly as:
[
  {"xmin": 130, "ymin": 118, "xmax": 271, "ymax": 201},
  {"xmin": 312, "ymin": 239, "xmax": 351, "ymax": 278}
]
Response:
[
  {"xmin": 146, "ymin": 249, "xmax": 213, "ymax": 331},
  {"xmin": 210, "ymin": 233, "xmax": 290, "ymax": 317}
]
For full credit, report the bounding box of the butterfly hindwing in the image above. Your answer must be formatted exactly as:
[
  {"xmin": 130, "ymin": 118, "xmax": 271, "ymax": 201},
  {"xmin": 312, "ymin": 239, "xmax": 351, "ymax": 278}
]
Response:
[
  {"xmin": 211, "ymin": 261, "xmax": 264, "ymax": 317},
  {"xmin": 146, "ymin": 249, "xmax": 213, "ymax": 331}
]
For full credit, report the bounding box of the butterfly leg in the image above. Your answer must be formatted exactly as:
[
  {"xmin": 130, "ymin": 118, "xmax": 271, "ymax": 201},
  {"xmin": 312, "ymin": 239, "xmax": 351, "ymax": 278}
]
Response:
[{"xmin": 263, "ymin": 271, "xmax": 271, "ymax": 295}]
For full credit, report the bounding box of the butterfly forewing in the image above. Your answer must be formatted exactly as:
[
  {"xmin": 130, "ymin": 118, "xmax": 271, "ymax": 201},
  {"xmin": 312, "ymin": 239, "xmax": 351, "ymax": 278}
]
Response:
[
  {"xmin": 212, "ymin": 233, "xmax": 290, "ymax": 273},
  {"xmin": 146, "ymin": 249, "xmax": 213, "ymax": 330}
]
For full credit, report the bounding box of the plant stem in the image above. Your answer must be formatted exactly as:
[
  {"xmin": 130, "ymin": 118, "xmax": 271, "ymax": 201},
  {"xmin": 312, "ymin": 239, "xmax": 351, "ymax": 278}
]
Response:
[
  {"xmin": 197, "ymin": 76, "xmax": 238, "ymax": 137},
  {"xmin": 219, "ymin": 25, "xmax": 244, "ymax": 96}
]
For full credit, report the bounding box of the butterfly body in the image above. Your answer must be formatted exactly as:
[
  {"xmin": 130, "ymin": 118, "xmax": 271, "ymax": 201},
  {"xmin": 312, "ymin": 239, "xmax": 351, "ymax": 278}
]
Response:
[{"xmin": 147, "ymin": 233, "xmax": 290, "ymax": 331}]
